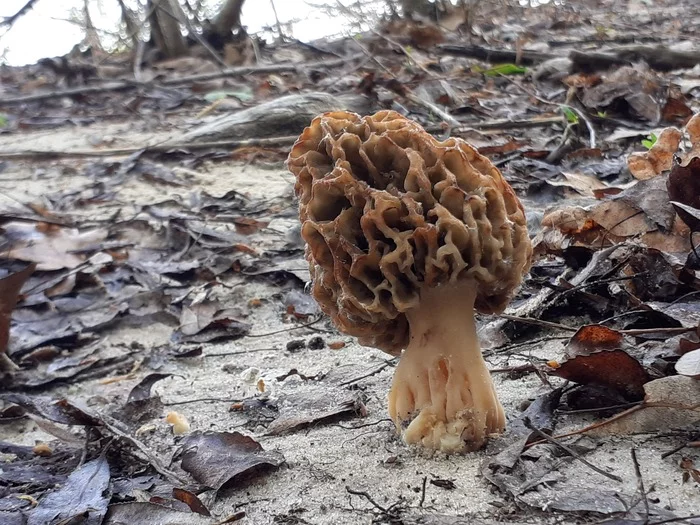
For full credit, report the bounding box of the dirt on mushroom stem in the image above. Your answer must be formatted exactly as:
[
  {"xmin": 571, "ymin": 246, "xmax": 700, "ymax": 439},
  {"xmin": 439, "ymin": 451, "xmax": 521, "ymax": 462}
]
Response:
[{"xmin": 388, "ymin": 278, "xmax": 505, "ymax": 453}]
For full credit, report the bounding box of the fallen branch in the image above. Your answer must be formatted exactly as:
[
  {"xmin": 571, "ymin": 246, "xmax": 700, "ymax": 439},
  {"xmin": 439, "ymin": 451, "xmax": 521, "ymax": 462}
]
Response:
[
  {"xmin": 0, "ymin": 115, "xmax": 568, "ymax": 161},
  {"xmin": 0, "ymin": 136, "xmax": 299, "ymax": 160},
  {"xmin": 437, "ymin": 43, "xmax": 700, "ymax": 73},
  {"xmin": 0, "ymin": 54, "xmax": 365, "ymax": 106},
  {"xmin": 436, "ymin": 44, "xmax": 558, "ymax": 65}
]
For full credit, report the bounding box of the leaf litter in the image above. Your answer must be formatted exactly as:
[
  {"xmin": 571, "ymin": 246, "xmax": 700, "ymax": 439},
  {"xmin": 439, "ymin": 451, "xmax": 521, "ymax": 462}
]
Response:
[{"xmin": 2, "ymin": 1, "xmax": 700, "ymax": 523}]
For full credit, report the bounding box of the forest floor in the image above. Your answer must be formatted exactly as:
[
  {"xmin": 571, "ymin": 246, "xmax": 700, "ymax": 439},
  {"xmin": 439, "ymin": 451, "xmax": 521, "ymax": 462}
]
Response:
[{"xmin": 1, "ymin": 0, "xmax": 700, "ymax": 524}]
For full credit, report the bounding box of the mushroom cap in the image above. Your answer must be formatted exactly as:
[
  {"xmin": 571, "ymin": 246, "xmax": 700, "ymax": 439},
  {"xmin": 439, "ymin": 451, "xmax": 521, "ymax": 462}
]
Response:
[{"xmin": 286, "ymin": 110, "xmax": 532, "ymax": 355}]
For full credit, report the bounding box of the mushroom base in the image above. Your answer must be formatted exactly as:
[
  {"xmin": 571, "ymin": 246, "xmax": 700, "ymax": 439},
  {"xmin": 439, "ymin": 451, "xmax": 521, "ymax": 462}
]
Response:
[{"xmin": 387, "ymin": 281, "xmax": 505, "ymax": 453}]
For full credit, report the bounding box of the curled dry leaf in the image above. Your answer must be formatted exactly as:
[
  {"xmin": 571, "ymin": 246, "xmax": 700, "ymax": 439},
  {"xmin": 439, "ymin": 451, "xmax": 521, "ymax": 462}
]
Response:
[
  {"xmin": 266, "ymin": 386, "xmax": 366, "ymax": 436},
  {"xmin": 127, "ymin": 373, "xmax": 172, "ymax": 403},
  {"xmin": 627, "ymin": 127, "xmax": 682, "ymax": 180},
  {"xmin": 0, "ymin": 394, "xmax": 100, "ymax": 426},
  {"xmin": 675, "ymin": 349, "xmax": 700, "ymax": 378},
  {"xmin": 178, "ymin": 431, "xmax": 284, "ymax": 491},
  {"xmin": 548, "ymin": 325, "xmax": 649, "ymax": 401}
]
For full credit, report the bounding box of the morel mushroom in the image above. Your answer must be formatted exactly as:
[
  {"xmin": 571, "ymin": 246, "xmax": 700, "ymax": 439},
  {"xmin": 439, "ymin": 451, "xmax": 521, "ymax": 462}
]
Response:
[{"xmin": 286, "ymin": 110, "xmax": 532, "ymax": 452}]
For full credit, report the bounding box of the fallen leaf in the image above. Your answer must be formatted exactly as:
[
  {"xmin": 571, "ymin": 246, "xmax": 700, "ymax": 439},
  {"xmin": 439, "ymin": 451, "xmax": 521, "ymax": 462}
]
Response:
[
  {"xmin": 172, "ymin": 488, "xmax": 210, "ymax": 517},
  {"xmin": 0, "ymin": 394, "xmax": 100, "ymax": 426},
  {"xmin": 105, "ymin": 502, "xmax": 216, "ymax": 525},
  {"xmin": 549, "ymin": 325, "xmax": 649, "ymax": 400},
  {"xmin": 580, "ymin": 65, "xmax": 665, "ymax": 123},
  {"xmin": 284, "ymin": 289, "xmax": 320, "ymax": 318},
  {"xmin": 675, "ymin": 349, "xmax": 700, "ymax": 378},
  {"xmin": 127, "ymin": 373, "xmax": 172, "ymax": 403},
  {"xmin": 27, "ymin": 457, "xmax": 110, "ymax": 525},
  {"xmin": 627, "ymin": 127, "xmax": 682, "ymax": 180},
  {"xmin": 177, "ymin": 431, "xmax": 284, "ymax": 491},
  {"xmin": 0, "ymin": 222, "xmax": 108, "ymax": 270},
  {"xmin": 266, "ymin": 386, "xmax": 365, "ymax": 435},
  {"xmin": 232, "ymin": 217, "xmax": 268, "ymax": 235},
  {"xmin": 508, "ymin": 388, "xmax": 563, "ymax": 442},
  {"xmin": 545, "ymin": 172, "xmax": 608, "ymax": 197}
]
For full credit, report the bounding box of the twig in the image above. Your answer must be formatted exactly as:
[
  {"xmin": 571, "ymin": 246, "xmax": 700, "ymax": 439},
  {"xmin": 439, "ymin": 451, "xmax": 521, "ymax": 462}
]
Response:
[
  {"xmin": 345, "ymin": 486, "xmax": 388, "ymax": 513},
  {"xmin": 556, "ymin": 402, "xmax": 642, "ymax": 415},
  {"xmin": 0, "ymin": 136, "xmax": 299, "ymax": 161},
  {"xmin": 204, "ymin": 347, "xmax": 279, "ymax": 358},
  {"xmin": 419, "ymin": 476, "xmax": 427, "ymax": 507},
  {"xmin": 99, "ymin": 414, "xmax": 190, "ymax": 486},
  {"xmin": 660, "ymin": 440, "xmax": 700, "ymax": 460},
  {"xmin": 1, "ymin": 0, "xmax": 40, "ymax": 28},
  {"xmin": 340, "ymin": 358, "xmax": 398, "ymax": 386},
  {"xmin": 559, "ymin": 272, "xmax": 648, "ymax": 299},
  {"xmin": 245, "ymin": 316, "xmax": 327, "ymax": 338},
  {"xmin": 0, "ymin": 55, "xmax": 365, "ymax": 106},
  {"xmin": 269, "ymin": 0, "xmax": 286, "ymax": 42},
  {"xmin": 497, "ymin": 315, "xmax": 694, "ymax": 337},
  {"xmin": 498, "ymin": 314, "xmax": 577, "ymax": 332},
  {"xmin": 484, "ymin": 335, "xmax": 569, "ymax": 356},
  {"xmin": 405, "ymin": 92, "xmax": 460, "ymax": 128},
  {"xmin": 630, "ymin": 448, "xmax": 650, "ymax": 524},
  {"xmin": 163, "ymin": 397, "xmax": 242, "ymax": 406},
  {"xmin": 523, "ymin": 417, "xmax": 622, "ymax": 482}
]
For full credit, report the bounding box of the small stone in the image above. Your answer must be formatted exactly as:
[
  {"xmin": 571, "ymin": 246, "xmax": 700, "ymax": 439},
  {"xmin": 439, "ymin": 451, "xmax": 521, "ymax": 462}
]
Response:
[
  {"xmin": 286, "ymin": 339, "xmax": 306, "ymax": 352},
  {"xmin": 307, "ymin": 336, "xmax": 325, "ymax": 350}
]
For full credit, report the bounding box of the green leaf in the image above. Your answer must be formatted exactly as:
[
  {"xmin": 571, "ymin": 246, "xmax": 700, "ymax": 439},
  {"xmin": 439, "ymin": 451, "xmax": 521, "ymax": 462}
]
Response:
[
  {"xmin": 0, "ymin": 114, "xmax": 8, "ymax": 128},
  {"xmin": 642, "ymin": 132, "xmax": 657, "ymax": 150},
  {"xmin": 561, "ymin": 106, "xmax": 579, "ymax": 124},
  {"xmin": 483, "ymin": 63, "xmax": 528, "ymax": 76},
  {"xmin": 597, "ymin": 111, "xmax": 607, "ymax": 118},
  {"xmin": 204, "ymin": 88, "xmax": 254, "ymax": 103}
]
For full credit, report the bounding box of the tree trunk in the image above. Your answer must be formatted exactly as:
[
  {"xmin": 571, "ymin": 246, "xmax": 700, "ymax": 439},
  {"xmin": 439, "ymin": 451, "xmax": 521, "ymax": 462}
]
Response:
[
  {"xmin": 211, "ymin": 0, "xmax": 246, "ymax": 38},
  {"xmin": 148, "ymin": 0, "xmax": 188, "ymax": 58}
]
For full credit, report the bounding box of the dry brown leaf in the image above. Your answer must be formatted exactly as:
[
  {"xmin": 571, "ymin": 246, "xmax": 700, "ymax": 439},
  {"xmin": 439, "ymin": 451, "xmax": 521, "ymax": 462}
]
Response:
[
  {"xmin": 545, "ymin": 172, "xmax": 608, "ymax": 197},
  {"xmin": 0, "ymin": 222, "xmax": 108, "ymax": 270},
  {"xmin": 588, "ymin": 200, "xmax": 655, "ymax": 237},
  {"xmin": 627, "ymin": 127, "xmax": 682, "ymax": 180},
  {"xmin": 549, "ymin": 325, "xmax": 649, "ymax": 400}
]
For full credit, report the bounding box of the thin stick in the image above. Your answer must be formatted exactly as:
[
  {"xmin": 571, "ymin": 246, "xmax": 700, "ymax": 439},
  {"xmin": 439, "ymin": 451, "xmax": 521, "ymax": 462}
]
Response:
[
  {"xmin": 99, "ymin": 414, "xmax": 189, "ymax": 486},
  {"xmin": 630, "ymin": 448, "xmax": 650, "ymax": 523},
  {"xmin": 523, "ymin": 418, "xmax": 622, "ymax": 482},
  {"xmin": 0, "ymin": 136, "xmax": 299, "ymax": 160},
  {"xmin": 498, "ymin": 314, "xmax": 577, "ymax": 332},
  {"xmin": 245, "ymin": 316, "xmax": 327, "ymax": 338},
  {"xmin": 345, "ymin": 486, "xmax": 388, "ymax": 513},
  {"xmin": 0, "ymin": 55, "xmax": 364, "ymax": 106},
  {"xmin": 339, "ymin": 359, "xmax": 397, "ymax": 386}
]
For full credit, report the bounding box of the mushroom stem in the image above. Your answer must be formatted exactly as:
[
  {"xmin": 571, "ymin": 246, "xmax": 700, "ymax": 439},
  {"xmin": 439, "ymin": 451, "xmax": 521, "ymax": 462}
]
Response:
[{"xmin": 387, "ymin": 280, "xmax": 505, "ymax": 453}]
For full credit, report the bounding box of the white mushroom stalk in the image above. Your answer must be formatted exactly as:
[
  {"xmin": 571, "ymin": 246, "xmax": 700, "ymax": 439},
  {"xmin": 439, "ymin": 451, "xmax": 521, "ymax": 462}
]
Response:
[{"xmin": 388, "ymin": 280, "xmax": 504, "ymax": 453}]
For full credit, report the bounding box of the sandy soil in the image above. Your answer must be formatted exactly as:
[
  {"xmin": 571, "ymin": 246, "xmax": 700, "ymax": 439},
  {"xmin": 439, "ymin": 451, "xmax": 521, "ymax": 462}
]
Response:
[{"xmin": 1, "ymin": 118, "xmax": 699, "ymax": 525}]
